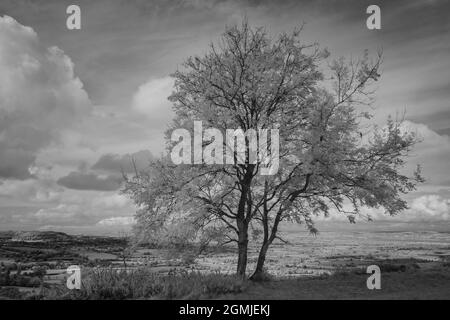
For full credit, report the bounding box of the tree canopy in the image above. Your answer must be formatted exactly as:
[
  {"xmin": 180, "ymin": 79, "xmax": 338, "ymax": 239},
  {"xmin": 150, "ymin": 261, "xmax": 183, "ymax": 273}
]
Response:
[{"xmin": 123, "ymin": 21, "xmax": 423, "ymax": 279}]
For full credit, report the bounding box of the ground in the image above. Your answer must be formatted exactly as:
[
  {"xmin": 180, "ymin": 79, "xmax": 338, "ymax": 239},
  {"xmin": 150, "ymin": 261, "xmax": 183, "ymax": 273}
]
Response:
[
  {"xmin": 1, "ymin": 221, "xmax": 450, "ymax": 299},
  {"xmin": 221, "ymin": 266, "xmax": 450, "ymax": 299}
]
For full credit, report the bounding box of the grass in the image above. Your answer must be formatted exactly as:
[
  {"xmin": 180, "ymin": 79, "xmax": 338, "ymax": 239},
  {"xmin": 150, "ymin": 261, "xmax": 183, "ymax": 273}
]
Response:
[
  {"xmin": 38, "ymin": 268, "xmax": 247, "ymax": 300},
  {"xmin": 0, "ymin": 287, "xmax": 24, "ymax": 299},
  {"xmin": 2, "ymin": 260, "xmax": 449, "ymax": 300},
  {"xmin": 220, "ymin": 265, "xmax": 450, "ymax": 300}
]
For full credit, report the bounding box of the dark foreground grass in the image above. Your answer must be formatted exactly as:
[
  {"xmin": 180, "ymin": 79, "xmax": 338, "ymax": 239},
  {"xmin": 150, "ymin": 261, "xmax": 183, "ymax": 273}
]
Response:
[
  {"xmin": 220, "ymin": 266, "xmax": 450, "ymax": 300},
  {"xmin": 2, "ymin": 263, "xmax": 449, "ymax": 300},
  {"xmin": 38, "ymin": 268, "xmax": 247, "ymax": 300}
]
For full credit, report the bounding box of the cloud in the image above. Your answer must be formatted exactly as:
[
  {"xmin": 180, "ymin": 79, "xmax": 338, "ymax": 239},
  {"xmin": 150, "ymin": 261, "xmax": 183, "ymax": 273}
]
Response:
[
  {"xmin": 34, "ymin": 195, "xmax": 132, "ymax": 224},
  {"xmin": 1, "ymin": 1, "xmax": 449, "ymax": 233},
  {"xmin": 317, "ymin": 120, "xmax": 450, "ymax": 223},
  {"xmin": 1, "ymin": 191, "xmax": 136, "ymax": 229},
  {"xmin": 97, "ymin": 216, "xmax": 135, "ymax": 227},
  {"xmin": 92, "ymin": 194, "xmax": 131, "ymax": 209},
  {"xmin": 409, "ymin": 195, "xmax": 450, "ymax": 221},
  {"xmin": 57, "ymin": 172, "xmax": 122, "ymax": 191},
  {"xmin": 132, "ymin": 77, "xmax": 174, "ymax": 126},
  {"xmin": 319, "ymin": 193, "xmax": 450, "ymax": 223},
  {"xmin": 400, "ymin": 120, "xmax": 450, "ymax": 147},
  {"xmin": 399, "ymin": 121, "xmax": 450, "ymax": 187},
  {"xmin": 0, "ymin": 15, "xmax": 91, "ymax": 179},
  {"xmin": 56, "ymin": 150, "xmax": 154, "ymax": 191},
  {"xmin": 0, "ymin": 178, "xmax": 63, "ymax": 203},
  {"xmin": 92, "ymin": 149, "xmax": 154, "ymax": 173},
  {"xmin": 34, "ymin": 204, "xmax": 82, "ymax": 221}
]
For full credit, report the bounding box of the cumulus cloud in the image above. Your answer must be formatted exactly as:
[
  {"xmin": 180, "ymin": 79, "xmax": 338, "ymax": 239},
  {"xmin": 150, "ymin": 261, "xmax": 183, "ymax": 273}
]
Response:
[
  {"xmin": 92, "ymin": 194, "xmax": 131, "ymax": 209},
  {"xmin": 1, "ymin": 4, "xmax": 449, "ymax": 233},
  {"xmin": 0, "ymin": 15, "xmax": 91, "ymax": 179},
  {"xmin": 92, "ymin": 150, "xmax": 154, "ymax": 173},
  {"xmin": 399, "ymin": 121, "xmax": 450, "ymax": 187},
  {"xmin": 356, "ymin": 194, "xmax": 450, "ymax": 222},
  {"xmin": 34, "ymin": 204, "xmax": 82, "ymax": 221},
  {"xmin": 97, "ymin": 216, "xmax": 135, "ymax": 227},
  {"xmin": 15, "ymin": 191, "xmax": 136, "ymax": 228},
  {"xmin": 56, "ymin": 150, "xmax": 153, "ymax": 191},
  {"xmin": 319, "ymin": 193, "xmax": 450, "ymax": 223},
  {"xmin": 400, "ymin": 120, "xmax": 450, "ymax": 148},
  {"xmin": 57, "ymin": 172, "xmax": 122, "ymax": 191},
  {"xmin": 316, "ymin": 121, "xmax": 450, "ymax": 223},
  {"xmin": 409, "ymin": 195, "xmax": 450, "ymax": 221},
  {"xmin": 0, "ymin": 178, "xmax": 63, "ymax": 203},
  {"xmin": 132, "ymin": 77, "xmax": 174, "ymax": 125}
]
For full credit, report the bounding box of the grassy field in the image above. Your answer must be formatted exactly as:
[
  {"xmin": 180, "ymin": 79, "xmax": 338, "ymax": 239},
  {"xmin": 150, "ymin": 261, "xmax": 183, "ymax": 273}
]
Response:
[
  {"xmin": 221, "ymin": 265, "xmax": 450, "ymax": 300},
  {"xmin": 1, "ymin": 222, "xmax": 450, "ymax": 300},
  {"xmin": 2, "ymin": 261, "xmax": 448, "ymax": 300}
]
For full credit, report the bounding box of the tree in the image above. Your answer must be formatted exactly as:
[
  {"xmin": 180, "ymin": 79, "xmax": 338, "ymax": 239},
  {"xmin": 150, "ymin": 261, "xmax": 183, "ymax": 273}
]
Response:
[
  {"xmin": 123, "ymin": 21, "xmax": 423, "ymax": 280},
  {"xmin": 117, "ymin": 231, "xmax": 135, "ymax": 271}
]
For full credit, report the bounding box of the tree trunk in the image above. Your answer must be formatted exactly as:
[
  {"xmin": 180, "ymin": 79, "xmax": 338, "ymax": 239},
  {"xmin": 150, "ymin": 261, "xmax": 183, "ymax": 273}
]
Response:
[
  {"xmin": 235, "ymin": 164, "xmax": 254, "ymax": 279},
  {"xmin": 250, "ymin": 242, "xmax": 270, "ymax": 281},
  {"xmin": 250, "ymin": 197, "xmax": 282, "ymax": 281},
  {"xmin": 236, "ymin": 224, "xmax": 249, "ymax": 279}
]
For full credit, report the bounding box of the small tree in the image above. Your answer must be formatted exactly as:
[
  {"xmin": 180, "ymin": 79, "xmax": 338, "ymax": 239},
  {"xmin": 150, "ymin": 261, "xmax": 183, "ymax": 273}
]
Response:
[
  {"xmin": 123, "ymin": 21, "xmax": 423, "ymax": 280},
  {"xmin": 117, "ymin": 231, "xmax": 135, "ymax": 271}
]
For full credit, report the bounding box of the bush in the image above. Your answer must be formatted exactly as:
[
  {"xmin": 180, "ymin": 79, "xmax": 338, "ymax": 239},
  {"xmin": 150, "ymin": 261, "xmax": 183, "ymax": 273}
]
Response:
[
  {"xmin": 31, "ymin": 266, "xmax": 47, "ymax": 278},
  {"xmin": 0, "ymin": 287, "xmax": 24, "ymax": 299},
  {"xmin": 181, "ymin": 253, "xmax": 196, "ymax": 266},
  {"xmin": 379, "ymin": 263, "xmax": 407, "ymax": 273},
  {"xmin": 44, "ymin": 267, "xmax": 247, "ymax": 300}
]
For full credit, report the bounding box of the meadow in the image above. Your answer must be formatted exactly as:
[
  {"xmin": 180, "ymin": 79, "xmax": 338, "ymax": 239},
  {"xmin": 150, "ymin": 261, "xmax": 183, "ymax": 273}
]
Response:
[{"xmin": 1, "ymin": 221, "xmax": 449, "ymax": 299}]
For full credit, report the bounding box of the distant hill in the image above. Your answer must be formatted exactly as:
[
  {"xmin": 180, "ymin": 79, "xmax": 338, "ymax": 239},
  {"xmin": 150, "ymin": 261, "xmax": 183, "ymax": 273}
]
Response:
[
  {"xmin": 0, "ymin": 231, "xmax": 126, "ymax": 246},
  {"xmin": 0, "ymin": 231, "xmax": 73, "ymax": 242}
]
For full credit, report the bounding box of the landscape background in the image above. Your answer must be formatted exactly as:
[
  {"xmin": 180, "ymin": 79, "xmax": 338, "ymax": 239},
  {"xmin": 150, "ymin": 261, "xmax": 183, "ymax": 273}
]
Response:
[
  {"xmin": 0, "ymin": 0, "xmax": 449, "ymax": 234},
  {"xmin": 1, "ymin": 221, "xmax": 450, "ymax": 299},
  {"xmin": 0, "ymin": 0, "xmax": 449, "ymax": 299}
]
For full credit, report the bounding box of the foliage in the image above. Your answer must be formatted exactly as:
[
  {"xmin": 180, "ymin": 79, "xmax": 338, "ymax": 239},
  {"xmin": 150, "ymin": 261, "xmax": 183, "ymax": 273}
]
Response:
[
  {"xmin": 40, "ymin": 268, "xmax": 246, "ymax": 300},
  {"xmin": 123, "ymin": 20, "xmax": 423, "ymax": 278},
  {"xmin": 0, "ymin": 287, "xmax": 24, "ymax": 299},
  {"xmin": 0, "ymin": 265, "xmax": 43, "ymax": 287}
]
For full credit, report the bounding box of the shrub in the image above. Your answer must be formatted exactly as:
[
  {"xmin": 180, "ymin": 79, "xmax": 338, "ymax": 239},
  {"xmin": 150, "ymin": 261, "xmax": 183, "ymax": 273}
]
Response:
[
  {"xmin": 0, "ymin": 287, "xmax": 24, "ymax": 299},
  {"xmin": 379, "ymin": 263, "xmax": 407, "ymax": 273},
  {"xmin": 44, "ymin": 267, "xmax": 247, "ymax": 300}
]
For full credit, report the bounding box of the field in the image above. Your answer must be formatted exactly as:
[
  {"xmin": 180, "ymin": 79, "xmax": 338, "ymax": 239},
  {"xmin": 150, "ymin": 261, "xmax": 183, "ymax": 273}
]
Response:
[{"xmin": 1, "ymin": 221, "xmax": 449, "ymax": 299}]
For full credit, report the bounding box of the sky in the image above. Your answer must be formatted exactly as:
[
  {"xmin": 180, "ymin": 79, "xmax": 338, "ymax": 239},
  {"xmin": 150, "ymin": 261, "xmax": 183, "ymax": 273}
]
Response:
[{"xmin": 0, "ymin": 0, "xmax": 449, "ymax": 234}]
